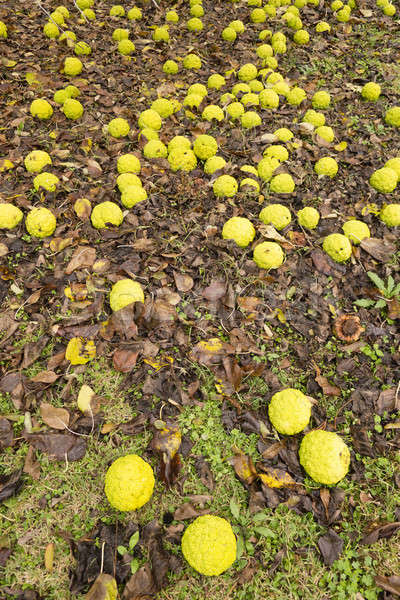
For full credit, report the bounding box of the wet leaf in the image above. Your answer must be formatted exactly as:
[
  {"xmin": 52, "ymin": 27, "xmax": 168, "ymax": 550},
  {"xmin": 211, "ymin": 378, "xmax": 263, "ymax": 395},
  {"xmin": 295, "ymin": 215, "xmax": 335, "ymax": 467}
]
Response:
[
  {"xmin": 317, "ymin": 529, "xmax": 343, "ymax": 566},
  {"xmin": 360, "ymin": 238, "xmax": 396, "ymax": 262},
  {"xmin": 202, "ymin": 280, "xmax": 226, "ymax": 302},
  {"xmin": 0, "ymin": 418, "xmax": 13, "ymax": 450},
  {"xmin": 86, "ymin": 159, "xmax": 103, "ymax": 178},
  {"xmin": 21, "ymin": 336, "xmax": 49, "ymax": 369},
  {"xmin": 113, "ymin": 349, "xmax": 139, "ymax": 373},
  {"xmin": 258, "ymin": 467, "xmax": 296, "ymax": 489},
  {"xmin": 31, "ymin": 370, "xmax": 59, "ymax": 384},
  {"xmin": 65, "ymin": 247, "xmax": 96, "ymax": 275},
  {"xmin": 230, "ymin": 448, "xmax": 258, "ymax": 485},
  {"xmin": 375, "ymin": 575, "xmax": 400, "ymax": 596},
  {"xmin": 173, "ymin": 271, "xmax": 194, "ymax": 292},
  {"xmin": 361, "ymin": 521, "xmax": 400, "ymax": 545},
  {"xmin": 40, "ymin": 403, "xmax": 70, "ymax": 431},
  {"xmin": 23, "ymin": 445, "xmax": 40, "ymax": 480},
  {"xmin": 174, "ymin": 502, "xmax": 208, "ymax": 520},
  {"xmin": 0, "ymin": 469, "xmax": 23, "ymax": 502},
  {"xmin": 151, "ymin": 421, "xmax": 182, "ymax": 487},
  {"xmin": 25, "ymin": 433, "xmax": 87, "ymax": 462},
  {"xmin": 315, "ymin": 375, "xmax": 341, "ymax": 396},
  {"xmin": 86, "ymin": 574, "xmax": 117, "ymax": 600}
]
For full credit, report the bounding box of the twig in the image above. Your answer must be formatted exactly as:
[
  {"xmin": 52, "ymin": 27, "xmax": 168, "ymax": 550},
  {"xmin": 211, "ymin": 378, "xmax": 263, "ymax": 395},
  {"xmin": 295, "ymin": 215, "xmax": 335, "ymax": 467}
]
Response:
[
  {"xmin": 100, "ymin": 541, "xmax": 105, "ymax": 574},
  {"xmin": 35, "ymin": 0, "xmax": 67, "ymax": 31},
  {"xmin": 73, "ymin": 0, "xmax": 88, "ymax": 22}
]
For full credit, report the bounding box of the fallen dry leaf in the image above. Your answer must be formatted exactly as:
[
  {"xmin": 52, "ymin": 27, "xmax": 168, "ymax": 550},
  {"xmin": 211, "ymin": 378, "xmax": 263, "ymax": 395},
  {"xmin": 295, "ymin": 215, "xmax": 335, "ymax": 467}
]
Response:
[{"xmin": 40, "ymin": 403, "xmax": 70, "ymax": 431}]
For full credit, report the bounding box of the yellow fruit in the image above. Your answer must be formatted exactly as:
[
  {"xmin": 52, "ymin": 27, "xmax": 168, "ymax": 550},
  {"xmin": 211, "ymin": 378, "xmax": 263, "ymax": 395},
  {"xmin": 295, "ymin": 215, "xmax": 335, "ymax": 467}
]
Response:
[
  {"xmin": 163, "ymin": 60, "xmax": 179, "ymax": 74},
  {"xmin": 361, "ymin": 82, "xmax": 381, "ymax": 101},
  {"xmin": 110, "ymin": 5, "xmax": 125, "ymax": 16},
  {"xmin": 270, "ymin": 173, "xmax": 295, "ymax": 193},
  {"xmin": 166, "ymin": 10, "xmax": 179, "ymax": 22},
  {"xmin": 25, "ymin": 207, "xmax": 56, "ymax": 238},
  {"xmin": 121, "ymin": 185, "xmax": 147, "ymax": 208},
  {"xmin": 65, "ymin": 337, "xmax": 96, "ymax": 365},
  {"xmin": 312, "ymin": 91, "xmax": 331, "ymax": 109},
  {"xmin": 384, "ymin": 158, "xmax": 400, "ymax": 181},
  {"xmin": 168, "ymin": 149, "xmax": 197, "ymax": 172},
  {"xmin": 138, "ymin": 109, "xmax": 162, "ymax": 131},
  {"xmin": 323, "ymin": 233, "xmax": 352, "ymax": 262},
  {"xmin": 105, "ymin": 455, "xmax": 154, "ymax": 511},
  {"xmin": 202, "ymin": 105, "xmax": 225, "ymax": 121},
  {"xmin": 316, "ymin": 21, "xmax": 330, "ymax": 32},
  {"xmin": 314, "ymin": 157, "xmax": 338, "ymax": 177},
  {"xmin": 110, "ymin": 279, "xmax": 144, "ymax": 311},
  {"xmin": 241, "ymin": 93, "xmax": 259, "ymax": 107},
  {"xmin": 238, "ymin": 63, "xmax": 258, "ymax": 82},
  {"xmin": 91, "ymin": 201, "xmax": 123, "ymax": 229},
  {"xmin": 222, "ymin": 216, "xmax": 255, "ymax": 247},
  {"xmin": 342, "ymin": 220, "xmax": 370, "ymax": 244},
  {"xmin": 33, "ymin": 172, "xmax": 59, "ymax": 192},
  {"xmin": 54, "ymin": 89, "xmax": 69, "ymax": 105},
  {"xmin": 269, "ymin": 388, "xmax": 311, "ymax": 434},
  {"xmin": 143, "ymin": 140, "xmax": 167, "ymax": 158},
  {"xmin": 240, "ymin": 178, "xmax": 259, "ymax": 193},
  {"xmin": 287, "ymin": 87, "xmax": 307, "ymax": 106},
  {"xmin": 43, "ymin": 22, "xmax": 59, "ymax": 38},
  {"xmin": 30, "ymin": 99, "xmax": 53, "ymax": 120},
  {"xmin": 315, "ymin": 126, "xmax": 334, "ymax": 142},
  {"xmin": 117, "ymin": 154, "xmax": 141, "ymax": 174},
  {"xmin": 118, "ymin": 39, "xmax": 135, "ymax": 55},
  {"xmin": 74, "ymin": 41, "xmax": 91, "ymax": 55},
  {"xmin": 369, "ymin": 167, "xmax": 398, "ymax": 193},
  {"xmin": 183, "ymin": 54, "xmax": 201, "ymax": 69},
  {"xmin": 274, "ymin": 127, "xmax": 293, "ymax": 142},
  {"xmin": 385, "ymin": 106, "xmax": 400, "ymax": 127},
  {"xmin": 259, "ymin": 204, "xmax": 291, "ymax": 230},
  {"xmin": 264, "ymin": 145, "xmax": 289, "ymax": 162},
  {"xmin": 293, "ymin": 29, "xmax": 309, "ymax": 44},
  {"xmin": 227, "ymin": 102, "xmax": 245, "ymax": 119},
  {"xmin": 222, "ymin": 27, "xmax": 236, "ymax": 41},
  {"xmin": 24, "ymin": 150, "xmax": 52, "ymax": 173},
  {"xmin": 193, "ymin": 135, "xmax": 218, "ymax": 159},
  {"xmin": 204, "ymin": 156, "xmax": 226, "ymax": 174},
  {"xmin": 213, "ymin": 175, "xmax": 238, "ymax": 197},
  {"xmin": 127, "ymin": 6, "xmax": 142, "ymax": 19},
  {"xmin": 257, "ymin": 157, "xmax": 279, "ymax": 182},
  {"xmin": 108, "ymin": 118, "xmax": 130, "ymax": 138},
  {"xmin": 297, "ymin": 207, "xmax": 320, "ymax": 229},
  {"xmin": 299, "ymin": 430, "xmax": 350, "ymax": 485},
  {"xmin": 112, "ymin": 28, "xmax": 129, "ymax": 41},
  {"xmin": 181, "ymin": 515, "xmax": 236, "ymax": 576},
  {"xmin": 62, "ymin": 98, "xmax": 84, "ymax": 119},
  {"xmin": 64, "ymin": 57, "xmax": 83, "ymax": 76},
  {"xmin": 187, "ymin": 17, "xmax": 203, "ymax": 31},
  {"xmin": 151, "ymin": 98, "xmax": 174, "ymax": 118},
  {"xmin": 117, "ymin": 173, "xmax": 142, "ymax": 192},
  {"xmin": 380, "ymin": 204, "xmax": 400, "ymax": 226},
  {"xmin": 253, "ymin": 241, "xmax": 284, "ymax": 269},
  {"xmin": 168, "ymin": 136, "xmax": 191, "ymax": 153},
  {"xmin": 0, "ymin": 204, "xmax": 23, "ymax": 229},
  {"xmin": 302, "ymin": 109, "xmax": 325, "ymax": 127},
  {"xmin": 241, "ymin": 111, "xmax": 262, "ymax": 129},
  {"xmin": 229, "ymin": 19, "xmax": 245, "ymax": 32}
]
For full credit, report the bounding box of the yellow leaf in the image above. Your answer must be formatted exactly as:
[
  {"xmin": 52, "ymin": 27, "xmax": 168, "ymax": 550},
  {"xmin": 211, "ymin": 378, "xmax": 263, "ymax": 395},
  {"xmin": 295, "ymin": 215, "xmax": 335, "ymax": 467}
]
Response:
[
  {"xmin": 77, "ymin": 384, "xmax": 96, "ymax": 413},
  {"xmin": 361, "ymin": 203, "xmax": 380, "ymax": 216},
  {"xmin": 44, "ymin": 543, "xmax": 54, "ymax": 572},
  {"xmin": 334, "ymin": 141, "xmax": 347, "ymax": 151},
  {"xmin": 144, "ymin": 356, "xmax": 173, "ymax": 371},
  {"xmin": 0, "ymin": 159, "xmax": 14, "ymax": 171},
  {"xmin": 276, "ymin": 308, "xmax": 286, "ymax": 323},
  {"xmin": 259, "ymin": 468, "xmax": 296, "ymax": 488}
]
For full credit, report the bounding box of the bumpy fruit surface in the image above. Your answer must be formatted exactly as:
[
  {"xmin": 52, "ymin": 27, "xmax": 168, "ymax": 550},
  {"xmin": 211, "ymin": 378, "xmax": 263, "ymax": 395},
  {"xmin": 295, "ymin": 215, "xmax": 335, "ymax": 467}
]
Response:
[
  {"xmin": 204, "ymin": 156, "xmax": 226, "ymax": 174},
  {"xmin": 151, "ymin": 98, "xmax": 174, "ymax": 118},
  {"xmin": 241, "ymin": 111, "xmax": 261, "ymax": 128},
  {"xmin": 369, "ymin": 167, "xmax": 398, "ymax": 193},
  {"xmin": 108, "ymin": 118, "xmax": 130, "ymax": 138},
  {"xmin": 274, "ymin": 128, "xmax": 293, "ymax": 142},
  {"xmin": 121, "ymin": 185, "xmax": 147, "ymax": 208},
  {"xmin": 183, "ymin": 54, "xmax": 201, "ymax": 69},
  {"xmin": 65, "ymin": 337, "xmax": 96, "ymax": 365},
  {"xmin": 299, "ymin": 430, "xmax": 350, "ymax": 485},
  {"xmin": 118, "ymin": 39, "xmax": 135, "ymax": 55},
  {"xmin": 312, "ymin": 91, "xmax": 331, "ymax": 109},
  {"xmin": 30, "ymin": 99, "xmax": 53, "ymax": 119},
  {"xmin": 64, "ymin": 57, "xmax": 83, "ymax": 76},
  {"xmin": 138, "ymin": 109, "xmax": 162, "ymax": 131},
  {"xmin": 25, "ymin": 207, "xmax": 56, "ymax": 238},
  {"xmin": 259, "ymin": 204, "xmax": 291, "ymax": 230},
  {"xmin": 269, "ymin": 388, "xmax": 311, "ymax": 434},
  {"xmin": 143, "ymin": 140, "xmax": 167, "ymax": 158},
  {"xmin": 33, "ymin": 173, "xmax": 59, "ymax": 192},
  {"xmin": 163, "ymin": 60, "xmax": 179, "ymax": 74},
  {"xmin": 62, "ymin": 98, "xmax": 83, "ymax": 119},
  {"xmin": 342, "ymin": 220, "xmax": 370, "ymax": 244},
  {"xmin": 117, "ymin": 154, "xmax": 141, "ymax": 174},
  {"xmin": 227, "ymin": 102, "xmax": 245, "ymax": 119},
  {"xmin": 24, "ymin": 150, "xmax": 52, "ymax": 173},
  {"xmin": 0, "ymin": 204, "xmax": 23, "ymax": 229},
  {"xmin": 117, "ymin": 173, "xmax": 142, "ymax": 192},
  {"xmin": 259, "ymin": 89, "xmax": 279, "ymax": 109},
  {"xmin": 380, "ymin": 204, "xmax": 400, "ymax": 226},
  {"xmin": 297, "ymin": 207, "xmax": 320, "ymax": 229},
  {"xmin": 361, "ymin": 82, "xmax": 381, "ymax": 101},
  {"xmin": 222, "ymin": 27, "xmax": 236, "ymax": 41},
  {"xmin": 323, "ymin": 233, "xmax": 352, "ymax": 262},
  {"xmin": 213, "ymin": 175, "xmax": 238, "ymax": 197},
  {"xmin": 270, "ymin": 173, "xmax": 295, "ymax": 193},
  {"xmin": 287, "ymin": 87, "xmax": 307, "ymax": 106},
  {"xmin": 91, "ymin": 201, "xmax": 123, "ymax": 229},
  {"xmin": 168, "ymin": 149, "xmax": 197, "ymax": 172},
  {"xmin": 238, "ymin": 63, "xmax": 258, "ymax": 82},
  {"xmin": 222, "ymin": 217, "xmax": 255, "ymax": 247},
  {"xmin": 315, "ymin": 126, "xmax": 334, "ymax": 142},
  {"xmin": 202, "ymin": 105, "xmax": 224, "ymax": 121},
  {"xmin": 384, "ymin": 158, "xmax": 400, "ymax": 180},
  {"xmin": 314, "ymin": 157, "xmax": 338, "ymax": 177},
  {"xmin": 302, "ymin": 109, "xmax": 325, "ymax": 127},
  {"xmin": 181, "ymin": 515, "xmax": 236, "ymax": 576},
  {"xmin": 193, "ymin": 135, "xmax": 218, "ymax": 159},
  {"xmin": 264, "ymin": 145, "xmax": 289, "ymax": 162},
  {"xmin": 253, "ymin": 241, "xmax": 284, "ymax": 269},
  {"xmin": 110, "ymin": 279, "xmax": 144, "ymax": 311},
  {"xmin": 385, "ymin": 106, "xmax": 400, "ymax": 127},
  {"xmin": 105, "ymin": 455, "xmax": 155, "ymax": 511},
  {"xmin": 257, "ymin": 157, "xmax": 279, "ymax": 182}
]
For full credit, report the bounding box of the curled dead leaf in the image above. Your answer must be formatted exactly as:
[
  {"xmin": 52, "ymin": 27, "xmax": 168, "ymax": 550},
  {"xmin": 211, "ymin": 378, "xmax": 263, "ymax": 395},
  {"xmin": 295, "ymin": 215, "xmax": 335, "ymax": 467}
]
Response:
[{"xmin": 40, "ymin": 403, "xmax": 70, "ymax": 430}]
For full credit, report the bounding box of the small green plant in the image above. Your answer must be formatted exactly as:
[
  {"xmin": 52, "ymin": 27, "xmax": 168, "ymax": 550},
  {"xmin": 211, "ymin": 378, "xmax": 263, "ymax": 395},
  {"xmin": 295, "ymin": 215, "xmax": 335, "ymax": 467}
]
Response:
[
  {"xmin": 354, "ymin": 271, "xmax": 400, "ymax": 310},
  {"xmin": 117, "ymin": 530, "xmax": 141, "ymax": 573}
]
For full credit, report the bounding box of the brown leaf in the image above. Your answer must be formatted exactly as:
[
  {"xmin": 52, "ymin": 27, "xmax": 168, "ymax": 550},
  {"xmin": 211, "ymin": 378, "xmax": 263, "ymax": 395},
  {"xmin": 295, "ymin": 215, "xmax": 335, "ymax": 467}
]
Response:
[
  {"xmin": 86, "ymin": 574, "xmax": 117, "ymax": 600},
  {"xmin": 194, "ymin": 456, "xmax": 215, "ymax": 491},
  {"xmin": 361, "ymin": 522, "xmax": 400, "ymax": 545},
  {"xmin": 31, "ymin": 370, "xmax": 59, "ymax": 384},
  {"xmin": 318, "ymin": 529, "xmax": 343, "ymax": 566},
  {"xmin": 0, "ymin": 313, "xmax": 19, "ymax": 347},
  {"xmin": 110, "ymin": 305, "xmax": 138, "ymax": 339},
  {"xmin": 261, "ymin": 442, "xmax": 284, "ymax": 460},
  {"xmin": 223, "ymin": 357, "xmax": 244, "ymax": 392},
  {"xmin": 258, "ymin": 467, "xmax": 296, "ymax": 489},
  {"xmin": 113, "ymin": 349, "xmax": 139, "ymax": 373},
  {"xmin": 387, "ymin": 298, "xmax": 400, "ymax": 320},
  {"xmin": 0, "ymin": 469, "xmax": 23, "ymax": 502},
  {"xmin": 174, "ymin": 502, "xmax": 207, "ymax": 520},
  {"xmin": 123, "ymin": 564, "xmax": 155, "ymax": 600},
  {"xmin": 44, "ymin": 543, "xmax": 54, "ymax": 572},
  {"xmin": 40, "ymin": 403, "xmax": 70, "ymax": 430},
  {"xmin": 0, "ymin": 418, "xmax": 13, "ymax": 450},
  {"xmin": 237, "ymin": 296, "xmax": 261, "ymax": 314},
  {"xmin": 376, "ymin": 388, "xmax": 398, "ymax": 414},
  {"xmin": 173, "ymin": 271, "xmax": 194, "ymax": 292},
  {"xmin": 65, "ymin": 246, "xmax": 96, "ymax": 275},
  {"xmin": 360, "ymin": 237, "xmax": 396, "ymax": 262},
  {"xmin": 311, "ymin": 249, "xmax": 332, "ymax": 275},
  {"xmin": 375, "ymin": 575, "xmax": 400, "ymax": 596},
  {"xmin": 86, "ymin": 159, "xmax": 103, "ymax": 177},
  {"xmin": 315, "ymin": 375, "xmax": 341, "ymax": 396},
  {"xmin": 23, "ymin": 445, "xmax": 40, "ymax": 480},
  {"xmin": 190, "ymin": 338, "xmax": 227, "ymax": 366},
  {"xmin": 230, "ymin": 448, "xmax": 258, "ymax": 485},
  {"xmin": 202, "ymin": 280, "xmax": 226, "ymax": 301},
  {"xmin": 151, "ymin": 421, "xmax": 182, "ymax": 487},
  {"xmin": 21, "ymin": 336, "xmax": 49, "ymax": 368},
  {"xmin": 25, "ymin": 433, "xmax": 87, "ymax": 461}
]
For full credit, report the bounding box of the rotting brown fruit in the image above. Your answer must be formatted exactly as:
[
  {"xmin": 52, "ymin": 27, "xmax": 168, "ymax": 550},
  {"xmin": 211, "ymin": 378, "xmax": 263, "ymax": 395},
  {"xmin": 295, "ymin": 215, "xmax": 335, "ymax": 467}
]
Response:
[{"xmin": 333, "ymin": 314, "xmax": 364, "ymax": 343}]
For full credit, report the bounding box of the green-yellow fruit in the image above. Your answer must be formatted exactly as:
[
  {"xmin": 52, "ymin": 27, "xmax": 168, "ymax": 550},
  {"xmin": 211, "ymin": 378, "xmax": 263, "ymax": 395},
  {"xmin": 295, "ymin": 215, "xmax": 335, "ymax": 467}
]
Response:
[
  {"xmin": 253, "ymin": 241, "xmax": 284, "ymax": 269},
  {"xmin": 190, "ymin": 4, "xmax": 204, "ymax": 16},
  {"xmin": 116, "ymin": 173, "xmax": 142, "ymax": 192},
  {"xmin": 297, "ymin": 207, "xmax": 320, "ymax": 229},
  {"xmin": 43, "ymin": 22, "xmax": 59, "ymax": 38},
  {"xmin": 193, "ymin": 135, "xmax": 218, "ymax": 159},
  {"xmin": 385, "ymin": 106, "xmax": 400, "ymax": 127},
  {"xmin": 183, "ymin": 54, "xmax": 201, "ymax": 69},
  {"xmin": 0, "ymin": 204, "xmax": 23, "ymax": 229},
  {"xmin": 264, "ymin": 145, "xmax": 289, "ymax": 162},
  {"xmin": 202, "ymin": 105, "xmax": 224, "ymax": 121},
  {"xmin": 143, "ymin": 140, "xmax": 167, "ymax": 158},
  {"xmin": 241, "ymin": 111, "xmax": 261, "ymax": 129},
  {"xmin": 108, "ymin": 118, "xmax": 130, "ymax": 138},
  {"xmin": 110, "ymin": 279, "xmax": 144, "ymax": 311},
  {"xmin": 213, "ymin": 175, "xmax": 238, "ymax": 197},
  {"xmin": 323, "ymin": 233, "xmax": 352, "ymax": 262},
  {"xmin": 64, "ymin": 57, "xmax": 83, "ymax": 76},
  {"xmin": 117, "ymin": 154, "xmax": 141, "ymax": 174},
  {"xmin": 110, "ymin": 5, "xmax": 125, "ymax": 16},
  {"xmin": 274, "ymin": 127, "xmax": 293, "ymax": 142},
  {"xmin": 25, "ymin": 207, "xmax": 56, "ymax": 238},
  {"xmin": 153, "ymin": 27, "xmax": 170, "ymax": 42},
  {"xmin": 302, "ymin": 109, "xmax": 325, "ymax": 127},
  {"xmin": 151, "ymin": 98, "xmax": 174, "ymax": 118},
  {"xmin": 293, "ymin": 29, "xmax": 309, "ymax": 44},
  {"xmin": 105, "ymin": 455, "xmax": 154, "ymax": 510},
  {"xmin": 270, "ymin": 173, "xmax": 295, "ymax": 193},
  {"xmin": 138, "ymin": 109, "xmax": 162, "ymax": 131},
  {"xmin": 287, "ymin": 87, "xmax": 307, "ymax": 106},
  {"xmin": 222, "ymin": 27, "xmax": 237, "ymax": 41},
  {"xmin": 315, "ymin": 126, "xmax": 335, "ymax": 142},
  {"xmin": 208, "ymin": 74, "xmax": 226, "ymax": 90},
  {"xmin": 312, "ymin": 90, "xmax": 331, "ymax": 109},
  {"xmin": 24, "ymin": 150, "xmax": 52, "ymax": 173},
  {"xmin": 118, "ymin": 39, "xmax": 135, "ymax": 55},
  {"xmin": 257, "ymin": 157, "xmax": 279, "ymax": 182},
  {"xmin": 33, "ymin": 172, "xmax": 59, "ymax": 192},
  {"xmin": 251, "ymin": 8, "xmax": 266, "ymax": 22},
  {"xmin": 62, "ymin": 98, "xmax": 83, "ymax": 119},
  {"xmin": 226, "ymin": 102, "xmax": 245, "ymax": 119},
  {"xmin": 163, "ymin": 60, "xmax": 179, "ymax": 74},
  {"xmin": 380, "ymin": 204, "xmax": 400, "ymax": 226},
  {"xmin": 269, "ymin": 388, "xmax": 311, "ymax": 435},
  {"xmin": 241, "ymin": 93, "xmax": 259, "ymax": 107},
  {"xmin": 166, "ymin": 10, "xmax": 179, "ymax": 22},
  {"xmin": 240, "ymin": 178, "xmax": 260, "ymax": 193},
  {"xmin": 168, "ymin": 136, "xmax": 191, "ymax": 153},
  {"xmin": 54, "ymin": 89, "xmax": 69, "ymax": 105},
  {"xmin": 384, "ymin": 158, "xmax": 400, "ymax": 181},
  {"xmin": 127, "ymin": 6, "xmax": 142, "ymax": 19},
  {"xmin": 121, "ymin": 185, "xmax": 147, "ymax": 208},
  {"xmin": 342, "ymin": 220, "xmax": 370, "ymax": 244},
  {"xmin": 74, "ymin": 41, "xmax": 91, "ymax": 55},
  {"xmin": 204, "ymin": 156, "xmax": 226, "ymax": 174},
  {"xmin": 299, "ymin": 430, "xmax": 350, "ymax": 485},
  {"xmin": 222, "ymin": 216, "xmax": 255, "ymax": 247},
  {"xmin": 30, "ymin": 99, "xmax": 53, "ymax": 120},
  {"xmin": 314, "ymin": 157, "xmax": 338, "ymax": 177},
  {"xmin": 168, "ymin": 148, "xmax": 197, "ymax": 172},
  {"xmin": 361, "ymin": 82, "xmax": 381, "ymax": 101},
  {"xmin": 181, "ymin": 515, "xmax": 236, "ymax": 576},
  {"xmin": 230, "ymin": 19, "xmax": 245, "ymax": 33},
  {"xmin": 316, "ymin": 21, "xmax": 331, "ymax": 32},
  {"xmin": 259, "ymin": 89, "xmax": 279, "ymax": 109},
  {"xmin": 91, "ymin": 201, "xmax": 123, "ymax": 229},
  {"xmin": 238, "ymin": 63, "xmax": 258, "ymax": 82},
  {"xmin": 187, "ymin": 17, "xmax": 203, "ymax": 31},
  {"xmin": 259, "ymin": 204, "xmax": 291, "ymax": 230},
  {"xmin": 369, "ymin": 167, "xmax": 398, "ymax": 193}
]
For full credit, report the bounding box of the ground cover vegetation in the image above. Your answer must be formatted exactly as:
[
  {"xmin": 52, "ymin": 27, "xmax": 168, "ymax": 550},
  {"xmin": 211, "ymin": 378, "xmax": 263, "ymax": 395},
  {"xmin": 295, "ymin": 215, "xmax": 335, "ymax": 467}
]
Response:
[{"xmin": 0, "ymin": 0, "xmax": 400, "ymax": 597}]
